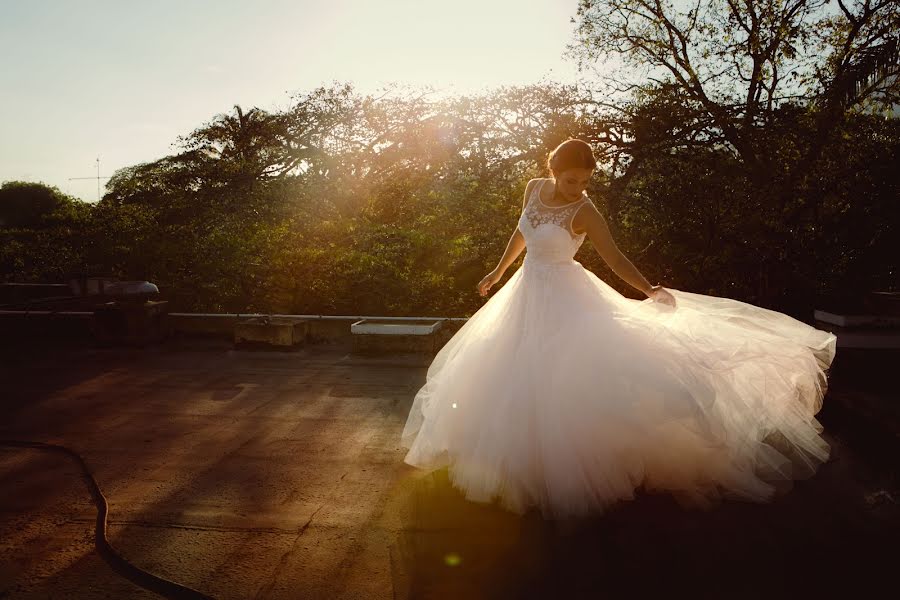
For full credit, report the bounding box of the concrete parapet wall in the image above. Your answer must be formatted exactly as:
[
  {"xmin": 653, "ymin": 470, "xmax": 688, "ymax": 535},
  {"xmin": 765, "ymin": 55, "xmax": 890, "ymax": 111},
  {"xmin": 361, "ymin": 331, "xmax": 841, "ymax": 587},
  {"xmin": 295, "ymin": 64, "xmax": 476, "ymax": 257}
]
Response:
[
  {"xmin": 0, "ymin": 283, "xmax": 71, "ymax": 304},
  {"xmin": 1, "ymin": 311, "xmax": 468, "ymax": 347},
  {"xmin": 0, "ymin": 311, "xmax": 94, "ymax": 340},
  {"xmin": 167, "ymin": 314, "xmax": 240, "ymax": 337},
  {"xmin": 167, "ymin": 314, "xmax": 375, "ymax": 343}
]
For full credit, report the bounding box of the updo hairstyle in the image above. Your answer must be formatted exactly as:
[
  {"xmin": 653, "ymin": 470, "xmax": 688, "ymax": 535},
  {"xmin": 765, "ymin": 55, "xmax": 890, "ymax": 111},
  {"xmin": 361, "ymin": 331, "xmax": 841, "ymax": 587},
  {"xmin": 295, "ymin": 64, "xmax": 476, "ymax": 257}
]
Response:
[{"xmin": 546, "ymin": 139, "xmax": 597, "ymax": 177}]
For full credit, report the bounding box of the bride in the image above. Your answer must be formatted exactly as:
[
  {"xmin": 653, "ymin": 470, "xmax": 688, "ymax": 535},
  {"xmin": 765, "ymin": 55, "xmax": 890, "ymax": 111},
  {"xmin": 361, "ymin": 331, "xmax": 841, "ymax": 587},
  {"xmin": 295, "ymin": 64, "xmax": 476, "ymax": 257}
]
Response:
[{"xmin": 400, "ymin": 139, "xmax": 837, "ymax": 519}]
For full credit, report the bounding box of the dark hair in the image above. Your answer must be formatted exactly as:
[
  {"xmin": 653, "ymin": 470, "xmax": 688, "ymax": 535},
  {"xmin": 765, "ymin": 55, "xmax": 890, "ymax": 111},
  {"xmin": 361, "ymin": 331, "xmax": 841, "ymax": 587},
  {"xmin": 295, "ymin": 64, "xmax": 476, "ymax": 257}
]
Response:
[{"xmin": 546, "ymin": 139, "xmax": 597, "ymax": 176}]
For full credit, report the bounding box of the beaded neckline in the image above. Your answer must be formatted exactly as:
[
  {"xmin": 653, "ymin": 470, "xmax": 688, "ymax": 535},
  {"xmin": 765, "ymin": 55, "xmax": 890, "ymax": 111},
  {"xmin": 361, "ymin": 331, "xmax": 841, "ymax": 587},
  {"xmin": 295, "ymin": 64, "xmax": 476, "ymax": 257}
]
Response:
[
  {"xmin": 536, "ymin": 179, "xmax": 585, "ymax": 209},
  {"xmin": 523, "ymin": 180, "xmax": 589, "ymax": 240}
]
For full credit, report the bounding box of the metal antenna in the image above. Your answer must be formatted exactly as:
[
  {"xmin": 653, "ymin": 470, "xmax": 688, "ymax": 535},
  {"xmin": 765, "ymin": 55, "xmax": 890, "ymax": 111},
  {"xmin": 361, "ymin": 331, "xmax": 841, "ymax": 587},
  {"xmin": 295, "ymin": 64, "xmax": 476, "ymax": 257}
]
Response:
[{"xmin": 69, "ymin": 157, "xmax": 112, "ymax": 201}]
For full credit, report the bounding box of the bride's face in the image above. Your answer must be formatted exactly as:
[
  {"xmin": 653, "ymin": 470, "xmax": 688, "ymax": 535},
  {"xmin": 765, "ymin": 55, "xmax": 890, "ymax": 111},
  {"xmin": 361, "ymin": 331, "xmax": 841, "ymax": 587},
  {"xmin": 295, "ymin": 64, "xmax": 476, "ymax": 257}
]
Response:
[{"xmin": 554, "ymin": 168, "xmax": 593, "ymax": 201}]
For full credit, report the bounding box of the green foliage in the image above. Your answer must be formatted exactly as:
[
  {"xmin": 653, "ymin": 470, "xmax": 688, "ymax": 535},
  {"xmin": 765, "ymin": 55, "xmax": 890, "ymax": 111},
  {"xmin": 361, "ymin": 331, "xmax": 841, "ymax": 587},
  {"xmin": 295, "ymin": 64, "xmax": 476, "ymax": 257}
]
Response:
[
  {"xmin": 0, "ymin": 181, "xmax": 87, "ymax": 228},
  {"xmin": 0, "ymin": 182, "xmax": 92, "ymax": 282},
  {"xmin": 0, "ymin": 59, "xmax": 896, "ymax": 318}
]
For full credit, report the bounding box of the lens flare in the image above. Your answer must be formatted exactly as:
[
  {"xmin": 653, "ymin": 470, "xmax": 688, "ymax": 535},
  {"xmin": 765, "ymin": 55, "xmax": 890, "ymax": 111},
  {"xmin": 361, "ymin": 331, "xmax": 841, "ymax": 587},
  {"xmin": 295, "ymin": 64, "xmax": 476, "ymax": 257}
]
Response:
[{"xmin": 443, "ymin": 553, "xmax": 462, "ymax": 567}]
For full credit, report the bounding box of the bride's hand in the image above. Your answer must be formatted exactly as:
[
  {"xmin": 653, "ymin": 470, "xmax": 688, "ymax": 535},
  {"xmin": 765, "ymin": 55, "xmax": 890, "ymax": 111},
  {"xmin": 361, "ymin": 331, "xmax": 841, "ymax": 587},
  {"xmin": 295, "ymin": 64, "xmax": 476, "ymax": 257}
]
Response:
[
  {"xmin": 648, "ymin": 285, "xmax": 676, "ymax": 307},
  {"xmin": 477, "ymin": 270, "xmax": 502, "ymax": 297}
]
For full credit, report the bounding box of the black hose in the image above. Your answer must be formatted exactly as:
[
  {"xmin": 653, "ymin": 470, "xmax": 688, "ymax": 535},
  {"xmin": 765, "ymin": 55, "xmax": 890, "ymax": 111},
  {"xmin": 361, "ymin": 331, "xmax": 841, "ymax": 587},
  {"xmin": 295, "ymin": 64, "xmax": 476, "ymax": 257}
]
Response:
[{"xmin": 0, "ymin": 440, "xmax": 215, "ymax": 600}]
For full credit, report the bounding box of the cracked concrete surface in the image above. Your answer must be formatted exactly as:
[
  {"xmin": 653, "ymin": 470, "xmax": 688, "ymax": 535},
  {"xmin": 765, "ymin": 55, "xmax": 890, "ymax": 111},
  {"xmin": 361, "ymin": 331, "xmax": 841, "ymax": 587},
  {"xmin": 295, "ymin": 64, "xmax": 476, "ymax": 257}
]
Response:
[{"xmin": 0, "ymin": 339, "xmax": 897, "ymax": 599}]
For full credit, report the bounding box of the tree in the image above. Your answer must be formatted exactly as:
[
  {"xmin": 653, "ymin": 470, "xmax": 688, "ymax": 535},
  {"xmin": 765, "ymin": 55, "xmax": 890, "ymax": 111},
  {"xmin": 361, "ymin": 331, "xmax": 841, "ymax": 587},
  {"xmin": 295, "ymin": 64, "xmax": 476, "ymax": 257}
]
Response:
[
  {"xmin": 5, "ymin": 74, "xmax": 894, "ymax": 315},
  {"xmin": 0, "ymin": 181, "xmax": 86, "ymax": 228},
  {"xmin": 0, "ymin": 181, "xmax": 92, "ymax": 283},
  {"xmin": 568, "ymin": 0, "xmax": 899, "ymax": 306},
  {"xmin": 569, "ymin": 0, "xmax": 898, "ymax": 177}
]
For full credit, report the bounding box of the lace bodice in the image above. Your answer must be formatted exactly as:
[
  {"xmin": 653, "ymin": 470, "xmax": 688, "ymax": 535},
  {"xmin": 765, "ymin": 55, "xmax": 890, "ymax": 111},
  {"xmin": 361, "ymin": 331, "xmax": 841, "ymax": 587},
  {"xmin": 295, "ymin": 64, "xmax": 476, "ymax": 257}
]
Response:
[{"xmin": 518, "ymin": 179, "xmax": 591, "ymax": 265}]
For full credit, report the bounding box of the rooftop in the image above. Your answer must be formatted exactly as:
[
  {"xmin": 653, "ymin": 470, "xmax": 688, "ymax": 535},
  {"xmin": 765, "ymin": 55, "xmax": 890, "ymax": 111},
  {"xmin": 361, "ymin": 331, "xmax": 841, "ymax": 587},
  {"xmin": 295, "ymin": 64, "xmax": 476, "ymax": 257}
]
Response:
[{"xmin": 0, "ymin": 336, "xmax": 897, "ymax": 599}]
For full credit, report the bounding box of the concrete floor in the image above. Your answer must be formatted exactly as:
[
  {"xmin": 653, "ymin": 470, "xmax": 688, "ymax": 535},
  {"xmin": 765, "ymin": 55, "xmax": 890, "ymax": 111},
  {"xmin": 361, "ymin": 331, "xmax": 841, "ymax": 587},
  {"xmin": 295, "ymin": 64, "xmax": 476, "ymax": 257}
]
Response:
[{"xmin": 0, "ymin": 338, "xmax": 897, "ymax": 599}]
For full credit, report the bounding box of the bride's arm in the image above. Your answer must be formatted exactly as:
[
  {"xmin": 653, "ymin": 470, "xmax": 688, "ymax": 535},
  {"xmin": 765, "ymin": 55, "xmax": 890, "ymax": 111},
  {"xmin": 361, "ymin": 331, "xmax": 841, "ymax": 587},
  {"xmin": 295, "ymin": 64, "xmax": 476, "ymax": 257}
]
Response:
[
  {"xmin": 492, "ymin": 228, "xmax": 526, "ymax": 276},
  {"xmin": 580, "ymin": 203, "xmax": 656, "ymax": 297},
  {"xmin": 489, "ymin": 179, "xmax": 537, "ymax": 276}
]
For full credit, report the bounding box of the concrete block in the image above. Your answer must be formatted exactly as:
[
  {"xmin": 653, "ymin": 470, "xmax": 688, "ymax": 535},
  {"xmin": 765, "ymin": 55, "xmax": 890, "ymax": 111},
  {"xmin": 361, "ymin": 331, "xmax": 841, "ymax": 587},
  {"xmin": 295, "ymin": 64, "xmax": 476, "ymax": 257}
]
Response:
[
  {"xmin": 234, "ymin": 317, "xmax": 308, "ymax": 349},
  {"xmin": 93, "ymin": 300, "xmax": 169, "ymax": 346},
  {"xmin": 350, "ymin": 319, "xmax": 443, "ymax": 355},
  {"xmin": 813, "ymin": 310, "xmax": 900, "ymax": 328}
]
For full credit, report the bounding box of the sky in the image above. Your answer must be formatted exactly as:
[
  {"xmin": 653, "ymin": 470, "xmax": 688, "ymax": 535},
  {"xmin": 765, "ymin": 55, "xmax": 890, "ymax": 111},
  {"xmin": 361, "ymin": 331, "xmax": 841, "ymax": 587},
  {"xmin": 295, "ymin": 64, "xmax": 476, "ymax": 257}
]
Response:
[{"xmin": 0, "ymin": 0, "xmax": 585, "ymax": 201}]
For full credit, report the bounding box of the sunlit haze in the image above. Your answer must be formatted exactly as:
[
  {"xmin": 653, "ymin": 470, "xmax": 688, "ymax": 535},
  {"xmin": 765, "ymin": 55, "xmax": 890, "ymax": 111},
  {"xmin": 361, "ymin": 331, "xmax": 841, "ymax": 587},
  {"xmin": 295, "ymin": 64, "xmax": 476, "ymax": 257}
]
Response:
[{"xmin": 0, "ymin": 0, "xmax": 583, "ymax": 200}]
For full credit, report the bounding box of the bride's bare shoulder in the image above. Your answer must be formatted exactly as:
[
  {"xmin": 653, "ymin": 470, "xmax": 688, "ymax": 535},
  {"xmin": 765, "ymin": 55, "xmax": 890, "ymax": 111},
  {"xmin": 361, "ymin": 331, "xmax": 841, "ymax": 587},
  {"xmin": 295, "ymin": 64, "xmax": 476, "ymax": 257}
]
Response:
[
  {"xmin": 521, "ymin": 178, "xmax": 543, "ymax": 210},
  {"xmin": 572, "ymin": 194, "xmax": 603, "ymax": 235}
]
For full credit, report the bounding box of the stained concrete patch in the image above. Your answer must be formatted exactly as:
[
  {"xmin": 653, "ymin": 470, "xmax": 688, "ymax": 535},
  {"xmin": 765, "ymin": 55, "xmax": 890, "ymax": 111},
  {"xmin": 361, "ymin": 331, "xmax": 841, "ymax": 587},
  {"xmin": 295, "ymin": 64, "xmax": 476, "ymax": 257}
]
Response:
[{"xmin": 0, "ymin": 340, "xmax": 897, "ymax": 599}]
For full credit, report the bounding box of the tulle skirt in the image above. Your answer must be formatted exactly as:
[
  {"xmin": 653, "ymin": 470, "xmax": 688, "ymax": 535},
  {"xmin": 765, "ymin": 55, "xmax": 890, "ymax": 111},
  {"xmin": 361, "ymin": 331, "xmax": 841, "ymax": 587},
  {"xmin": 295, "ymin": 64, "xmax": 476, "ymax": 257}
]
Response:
[{"xmin": 401, "ymin": 257, "xmax": 837, "ymax": 519}]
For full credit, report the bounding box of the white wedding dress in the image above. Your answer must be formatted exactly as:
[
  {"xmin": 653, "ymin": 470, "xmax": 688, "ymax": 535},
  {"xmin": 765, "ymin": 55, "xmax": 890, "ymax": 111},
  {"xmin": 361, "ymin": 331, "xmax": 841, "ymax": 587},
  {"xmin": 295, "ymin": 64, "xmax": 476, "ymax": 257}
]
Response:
[{"xmin": 401, "ymin": 178, "xmax": 837, "ymax": 519}]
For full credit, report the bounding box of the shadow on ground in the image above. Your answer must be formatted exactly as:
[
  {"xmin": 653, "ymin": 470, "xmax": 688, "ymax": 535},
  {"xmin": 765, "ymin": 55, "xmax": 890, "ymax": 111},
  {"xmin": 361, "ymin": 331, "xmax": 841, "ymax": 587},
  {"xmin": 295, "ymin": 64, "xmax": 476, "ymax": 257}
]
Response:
[{"xmin": 0, "ymin": 338, "xmax": 896, "ymax": 599}]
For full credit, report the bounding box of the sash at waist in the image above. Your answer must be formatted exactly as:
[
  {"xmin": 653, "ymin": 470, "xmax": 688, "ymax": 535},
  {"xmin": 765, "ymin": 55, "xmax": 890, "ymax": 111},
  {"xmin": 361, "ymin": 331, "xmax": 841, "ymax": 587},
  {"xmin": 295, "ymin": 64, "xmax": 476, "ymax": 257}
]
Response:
[{"xmin": 522, "ymin": 255, "xmax": 581, "ymax": 269}]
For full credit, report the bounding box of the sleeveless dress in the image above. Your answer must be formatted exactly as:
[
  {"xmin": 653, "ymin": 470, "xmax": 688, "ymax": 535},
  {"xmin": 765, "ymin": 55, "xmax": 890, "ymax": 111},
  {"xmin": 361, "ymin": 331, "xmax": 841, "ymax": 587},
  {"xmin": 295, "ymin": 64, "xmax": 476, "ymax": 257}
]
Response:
[{"xmin": 401, "ymin": 178, "xmax": 837, "ymax": 519}]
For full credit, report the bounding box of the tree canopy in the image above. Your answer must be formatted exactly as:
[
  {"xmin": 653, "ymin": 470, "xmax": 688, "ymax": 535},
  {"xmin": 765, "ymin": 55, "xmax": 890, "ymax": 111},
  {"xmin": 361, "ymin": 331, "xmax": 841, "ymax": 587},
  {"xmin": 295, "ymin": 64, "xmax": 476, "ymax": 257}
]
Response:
[{"xmin": 2, "ymin": 1, "xmax": 897, "ymax": 318}]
